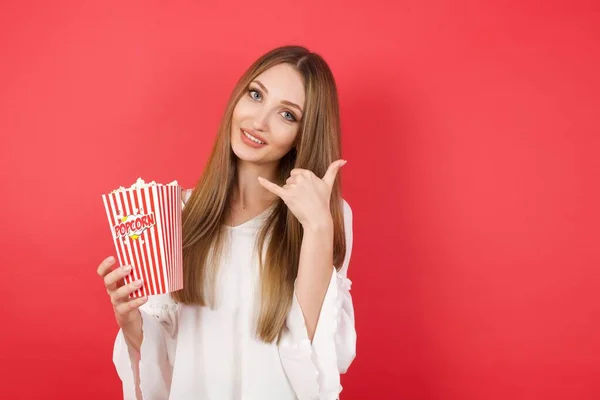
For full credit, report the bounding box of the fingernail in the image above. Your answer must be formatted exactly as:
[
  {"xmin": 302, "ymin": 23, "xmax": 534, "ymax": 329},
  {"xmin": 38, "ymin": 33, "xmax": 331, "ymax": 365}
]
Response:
[
  {"xmin": 141, "ymin": 296, "xmax": 148, "ymax": 302},
  {"xmin": 133, "ymin": 279, "xmax": 143, "ymax": 287},
  {"xmin": 122, "ymin": 265, "xmax": 132, "ymax": 272},
  {"xmin": 108, "ymin": 256, "xmax": 115, "ymax": 262},
  {"xmin": 341, "ymin": 160, "xmax": 348, "ymax": 166}
]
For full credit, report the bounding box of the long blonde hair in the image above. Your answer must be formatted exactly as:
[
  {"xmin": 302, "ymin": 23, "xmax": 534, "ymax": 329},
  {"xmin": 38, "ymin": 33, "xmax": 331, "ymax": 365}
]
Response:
[{"xmin": 172, "ymin": 45, "xmax": 347, "ymax": 343}]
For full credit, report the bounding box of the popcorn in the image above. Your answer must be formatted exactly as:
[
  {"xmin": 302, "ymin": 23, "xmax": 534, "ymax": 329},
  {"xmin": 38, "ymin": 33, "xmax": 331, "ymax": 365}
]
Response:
[
  {"xmin": 102, "ymin": 177, "xmax": 183, "ymax": 298},
  {"xmin": 111, "ymin": 177, "xmax": 179, "ymax": 193}
]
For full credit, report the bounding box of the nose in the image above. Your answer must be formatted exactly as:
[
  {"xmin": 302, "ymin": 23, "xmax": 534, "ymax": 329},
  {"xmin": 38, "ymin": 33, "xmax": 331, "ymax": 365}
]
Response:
[{"xmin": 252, "ymin": 108, "xmax": 269, "ymax": 132}]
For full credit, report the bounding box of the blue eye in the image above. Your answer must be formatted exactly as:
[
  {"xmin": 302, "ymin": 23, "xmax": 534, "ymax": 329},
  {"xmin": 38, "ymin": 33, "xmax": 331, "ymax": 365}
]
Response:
[
  {"xmin": 282, "ymin": 111, "xmax": 297, "ymax": 122},
  {"xmin": 249, "ymin": 89, "xmax": 261, "ymax": 100}
]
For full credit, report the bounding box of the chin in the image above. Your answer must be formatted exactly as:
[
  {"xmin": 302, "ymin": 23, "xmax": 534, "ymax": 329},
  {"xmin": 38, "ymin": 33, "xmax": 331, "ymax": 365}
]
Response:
[
  {"xmin": 231, "ymin": 140, "xmax": 263, "ymax": 163},
  {"xmin": 232, "ymin": 149, "xmax": 257, "ymax": 163}
]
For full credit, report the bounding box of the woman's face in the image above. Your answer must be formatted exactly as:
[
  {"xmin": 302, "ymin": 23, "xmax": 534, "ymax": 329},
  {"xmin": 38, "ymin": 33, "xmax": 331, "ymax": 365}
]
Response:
[{"xmin": 231, "ymin": 63, "xmax": 305, "ymax": 165}]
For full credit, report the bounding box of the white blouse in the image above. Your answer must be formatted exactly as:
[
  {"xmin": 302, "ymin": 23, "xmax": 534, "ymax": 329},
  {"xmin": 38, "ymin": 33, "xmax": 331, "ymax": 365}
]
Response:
[{"xmin": 112, "ymin": 189, "xmax": 356, "ymax": 400}]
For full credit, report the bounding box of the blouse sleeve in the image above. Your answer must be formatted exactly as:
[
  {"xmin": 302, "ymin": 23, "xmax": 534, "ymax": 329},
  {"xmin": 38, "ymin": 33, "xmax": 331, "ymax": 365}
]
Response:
[
  {"xmin": 112, "ymin": 188, "xmax": 190, "ymax": 399},
  {"xmin": 278, "ymin": 199, "xmax": 357, "ymax": 400}
]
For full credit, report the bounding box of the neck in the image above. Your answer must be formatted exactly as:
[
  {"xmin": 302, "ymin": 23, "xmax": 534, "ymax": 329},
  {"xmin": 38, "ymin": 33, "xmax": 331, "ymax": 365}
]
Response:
[{"xmin": 232, "ymin": 158, "xmax": 278, "ymax": 210}]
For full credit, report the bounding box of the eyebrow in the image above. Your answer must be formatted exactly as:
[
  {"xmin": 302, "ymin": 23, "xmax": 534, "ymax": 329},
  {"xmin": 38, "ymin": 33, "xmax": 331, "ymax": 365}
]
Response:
[{"xmin": 253, "ymin": 80, "xmax": 304, "ymax": 115}]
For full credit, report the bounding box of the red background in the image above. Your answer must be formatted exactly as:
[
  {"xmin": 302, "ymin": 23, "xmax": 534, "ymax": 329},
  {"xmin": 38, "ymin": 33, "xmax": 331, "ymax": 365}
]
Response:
[{"xmin": 1, "ymin": 1, "xmax": 599, "ymax": 399}]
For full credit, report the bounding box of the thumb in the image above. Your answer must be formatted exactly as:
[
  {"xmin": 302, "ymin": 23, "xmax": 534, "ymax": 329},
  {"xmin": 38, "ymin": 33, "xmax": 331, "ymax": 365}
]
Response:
[{"xmin": 322, "ymin": 159, "xmax": 347, "ymax": 188}]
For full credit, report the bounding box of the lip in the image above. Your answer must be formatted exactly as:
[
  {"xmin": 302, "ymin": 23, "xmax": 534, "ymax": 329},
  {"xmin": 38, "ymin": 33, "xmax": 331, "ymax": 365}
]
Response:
[{"xmin": 241, "ymin": 128, "xmax": 268, "ymax": 145}]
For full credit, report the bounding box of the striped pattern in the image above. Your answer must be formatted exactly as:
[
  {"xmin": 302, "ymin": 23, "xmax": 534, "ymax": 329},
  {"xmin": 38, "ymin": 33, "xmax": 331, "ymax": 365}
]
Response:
[{"xmin": 102, "ymin": 185, "xmax": 183, "ymax": 298}]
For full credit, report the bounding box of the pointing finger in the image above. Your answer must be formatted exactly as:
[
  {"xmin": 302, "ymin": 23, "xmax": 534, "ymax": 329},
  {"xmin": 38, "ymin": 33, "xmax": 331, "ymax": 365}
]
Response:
[{"xmin": 257, "ymin": 176, "xmax": 286, "ymax": 198}]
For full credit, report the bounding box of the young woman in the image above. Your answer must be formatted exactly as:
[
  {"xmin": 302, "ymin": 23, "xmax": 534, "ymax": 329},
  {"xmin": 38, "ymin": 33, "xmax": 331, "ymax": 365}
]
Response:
[{"xmin": 97, "ymin": 45, "xmax": 356, "ymax": 400}]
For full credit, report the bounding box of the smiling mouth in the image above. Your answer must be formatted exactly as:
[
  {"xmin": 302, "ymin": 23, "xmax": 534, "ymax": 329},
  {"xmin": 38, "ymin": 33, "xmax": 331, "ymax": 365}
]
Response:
[{"xmin": 241, "ymin": 129, "xmax": 267, "ymax": 145}]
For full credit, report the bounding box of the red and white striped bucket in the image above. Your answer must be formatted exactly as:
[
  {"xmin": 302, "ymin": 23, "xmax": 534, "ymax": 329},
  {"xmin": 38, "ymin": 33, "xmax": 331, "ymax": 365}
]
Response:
[{"xmin": 102, "ymin": 183, "xmax": 183, "ymax": 298}]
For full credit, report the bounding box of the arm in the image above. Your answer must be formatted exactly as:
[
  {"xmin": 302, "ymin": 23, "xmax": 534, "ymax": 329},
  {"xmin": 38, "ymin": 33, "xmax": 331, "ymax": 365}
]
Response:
[
  {"xmin": 278, "ymin": 200, "xmax": 356, "ymax": 400},
  {"xmin": 113, "ymin": 296, "xmax": 179, "ymax": 400},
  {"xmin": 294, "ymin": 218, "xmax": 334, "ymax": 341},
  {"xmin": 113, "ymin": 189, "xmax": 190, "ymax": 399},
  {"xmin": 257, "ymin": 163, "xmax": 356, "ymax": 399}
]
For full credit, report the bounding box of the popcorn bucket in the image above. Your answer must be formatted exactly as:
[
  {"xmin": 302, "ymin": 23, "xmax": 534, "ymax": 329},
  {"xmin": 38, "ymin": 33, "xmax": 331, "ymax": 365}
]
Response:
[{"xmin": 101, "ymin": 178, "xmax": 183, "ymax": 298}]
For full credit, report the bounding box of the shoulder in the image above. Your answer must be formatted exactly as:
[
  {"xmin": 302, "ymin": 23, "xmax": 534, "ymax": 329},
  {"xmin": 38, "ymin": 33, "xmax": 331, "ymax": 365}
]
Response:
[
  {"xmin": 341, "ymin": 198, "xmax": 353, "ymax": 221},
  {"xmin": 342, "ymin": 198, "xmax": 352, "ymax": 215},
  {"xmin": 181, "ymin": 188, "xmax": 193, "ymax": 205},
  {"xmin": 340, "ymin": 198, "xmax": 353, "ymax": 241}
]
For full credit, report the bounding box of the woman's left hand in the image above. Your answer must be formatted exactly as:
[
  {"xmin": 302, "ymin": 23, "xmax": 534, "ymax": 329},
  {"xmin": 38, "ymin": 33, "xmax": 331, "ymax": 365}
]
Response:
[{"xmin": 257, "ymin": 159, "xmax": 347, "ymax": 230}]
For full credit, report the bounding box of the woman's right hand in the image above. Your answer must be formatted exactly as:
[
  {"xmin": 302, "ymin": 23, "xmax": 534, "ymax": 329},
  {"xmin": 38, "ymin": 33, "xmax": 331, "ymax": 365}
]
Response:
[{"xmin": 97, "ymin": 256, "xmax": 148, "ymax": 329}]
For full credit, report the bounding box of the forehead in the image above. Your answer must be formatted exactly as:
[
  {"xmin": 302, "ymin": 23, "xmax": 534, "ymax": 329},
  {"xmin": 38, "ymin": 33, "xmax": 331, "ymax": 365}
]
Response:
[{"xmin": 254, "ymin": 63, "xmax": 305, "ymax": 106}]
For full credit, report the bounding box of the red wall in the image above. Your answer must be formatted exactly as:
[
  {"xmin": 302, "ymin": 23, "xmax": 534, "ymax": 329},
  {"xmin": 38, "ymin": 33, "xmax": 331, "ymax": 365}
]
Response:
[{"xmin": 1, "ymin": 1, "xmax": 599, "ymax": 398}]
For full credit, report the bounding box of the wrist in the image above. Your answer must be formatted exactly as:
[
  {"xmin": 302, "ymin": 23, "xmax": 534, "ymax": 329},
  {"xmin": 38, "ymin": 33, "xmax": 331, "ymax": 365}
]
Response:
[{"xmin": 302, "ymin": 215, "xmax": 333, "ymax": 233}]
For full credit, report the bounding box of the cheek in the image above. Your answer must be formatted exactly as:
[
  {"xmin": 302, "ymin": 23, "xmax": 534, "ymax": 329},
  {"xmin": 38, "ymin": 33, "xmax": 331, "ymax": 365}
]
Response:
[
  {"xmin": 231, "ymin": 101, "xmax": 250, "ymax": 139},
  {"xmin": 231, "ymin": 102, "xmax": 244, "ymax": 122},
  {"xmin": 232, "ymin": 97, "xmax": 252, "ymax": 122},
  {"xmin": 270, "ymin": 125, "xmax": 299, "ymax": 151}
]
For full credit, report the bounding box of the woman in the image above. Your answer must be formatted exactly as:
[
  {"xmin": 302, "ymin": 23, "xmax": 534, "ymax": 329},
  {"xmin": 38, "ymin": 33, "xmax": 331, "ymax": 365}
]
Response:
[{"xmin": 97, "ymin": 45, "xmax": 356, "ymax": 400}]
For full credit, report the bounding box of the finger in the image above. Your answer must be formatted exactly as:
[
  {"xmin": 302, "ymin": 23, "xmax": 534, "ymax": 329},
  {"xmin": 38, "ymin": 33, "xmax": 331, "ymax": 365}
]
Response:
[
  {"xmin": 97, "ymin": 256, "xmax": 116, "ymax": 277},
  {"xmin": 110, "ymin": 279, "xmax": 144, "ymax": 305},
  {"xmin": 322, "ymin": 159, "xmax": 346, "ymax": 188},
  {"xmin": 290, "ymin": 168, "xmax": 310, "ymax": 177},
  {"xmin": 115, "ymin": 296, "xmax": 148, "ymax": 315},
  {"xmin": 104, "ymin": 265, "xmax": 133, "ymax": 292},
  {"xmin": 257, "ymin": 177, "xmax": 286, "ymax": 198}
]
